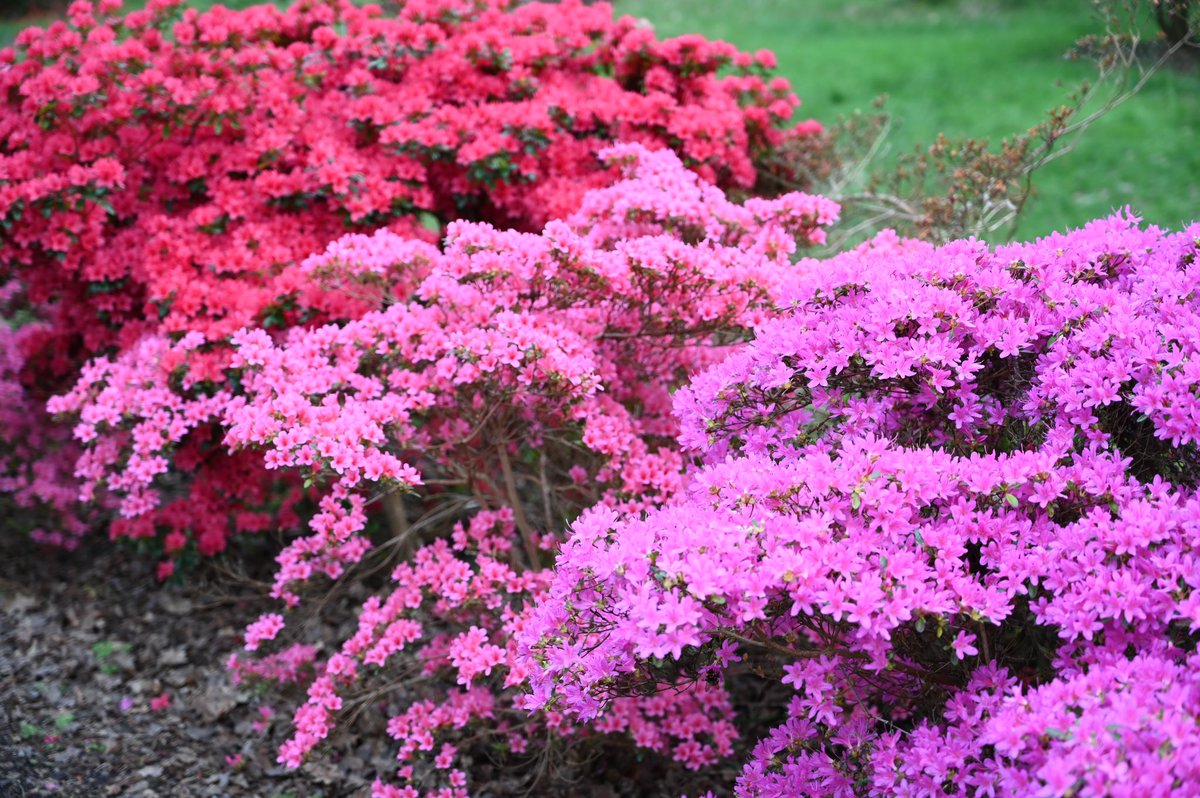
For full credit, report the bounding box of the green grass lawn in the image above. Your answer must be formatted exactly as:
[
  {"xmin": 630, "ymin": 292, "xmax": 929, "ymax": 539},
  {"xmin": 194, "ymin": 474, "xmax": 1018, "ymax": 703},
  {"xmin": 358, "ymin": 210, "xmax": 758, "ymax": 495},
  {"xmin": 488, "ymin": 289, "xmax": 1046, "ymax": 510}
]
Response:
[
  {"xmin": 4, "ymin": 0, "xmax": 1197, "ymax": 238},
  {"xmin": 614, "ymin": 0, "xmax": 1200, "ymax": 238}
]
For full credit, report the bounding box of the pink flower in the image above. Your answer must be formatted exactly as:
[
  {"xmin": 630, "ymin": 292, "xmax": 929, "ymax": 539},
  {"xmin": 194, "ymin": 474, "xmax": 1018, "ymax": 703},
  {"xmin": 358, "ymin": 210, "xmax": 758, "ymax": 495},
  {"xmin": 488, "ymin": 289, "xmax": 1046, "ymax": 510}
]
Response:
[
  {"xmin": 244, "ymin": 613, "xmax": 286, "ymax": 652},
  {"xmin": 950, "ymin": 631, "xmax": 979, "ymax": 661}
]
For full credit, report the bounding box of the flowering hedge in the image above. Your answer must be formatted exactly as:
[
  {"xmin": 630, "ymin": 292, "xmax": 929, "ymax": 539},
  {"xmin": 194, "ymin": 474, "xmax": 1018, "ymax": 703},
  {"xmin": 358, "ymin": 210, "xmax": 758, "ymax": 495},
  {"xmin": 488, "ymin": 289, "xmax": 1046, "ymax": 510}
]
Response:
[
  {"xmin": 523, "ymin": 213, "xmax": 1200, "ymax": 796},
  {"xmin": 13, "ymin": 3, "xmax": 1197, "ymax": 796},
  {"xmin": 51, "ymin": 144, "xmax": 838, "ymax": 793}
]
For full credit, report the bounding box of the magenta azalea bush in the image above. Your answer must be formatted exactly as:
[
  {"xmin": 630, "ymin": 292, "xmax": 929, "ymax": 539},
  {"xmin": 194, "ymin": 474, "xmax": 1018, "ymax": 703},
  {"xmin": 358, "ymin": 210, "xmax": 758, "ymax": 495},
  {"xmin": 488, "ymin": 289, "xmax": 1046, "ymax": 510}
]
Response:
[
  {"xmin": 523, "ymin": 214, "xmax": 1200, "ymax": 797},
  {"xmin": 0, "ymin": 284, "xmax": 94, "ymax": 551}
]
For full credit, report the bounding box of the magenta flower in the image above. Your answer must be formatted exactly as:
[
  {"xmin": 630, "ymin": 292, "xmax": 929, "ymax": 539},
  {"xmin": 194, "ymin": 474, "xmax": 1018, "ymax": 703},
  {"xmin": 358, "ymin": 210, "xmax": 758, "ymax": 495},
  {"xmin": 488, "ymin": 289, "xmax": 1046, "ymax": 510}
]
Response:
[{"xmin": 950, "ymin": 631, "xmax": 979, "ymax": 661}]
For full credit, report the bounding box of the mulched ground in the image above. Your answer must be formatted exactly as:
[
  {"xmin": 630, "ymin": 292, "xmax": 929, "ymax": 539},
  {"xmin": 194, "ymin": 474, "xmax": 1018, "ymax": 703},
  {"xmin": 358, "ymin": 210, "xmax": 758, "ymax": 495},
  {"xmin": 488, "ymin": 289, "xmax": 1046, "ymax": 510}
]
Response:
[
  {"xmin": 0, "ymin": 538, "xmax": 393, "ymax": 798},
  {"xmin": 0, "ymin": 535, "xmax": 727, "ymax": 798}
]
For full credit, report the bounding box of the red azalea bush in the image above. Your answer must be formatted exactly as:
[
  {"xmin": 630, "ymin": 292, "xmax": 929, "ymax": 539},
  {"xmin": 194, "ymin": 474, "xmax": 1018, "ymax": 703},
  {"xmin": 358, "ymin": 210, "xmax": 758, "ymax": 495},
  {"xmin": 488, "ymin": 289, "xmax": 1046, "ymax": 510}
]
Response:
[
  {"xmin": 50, "ymin": 144, "xmax": 838, "ymax": 793},
  {"xmin": 0, "ymin": 0, "xmax": 814, "ymax": 357},
  {"xmin": 524, "ymin": 213, "xmax": 1200, "ymax": 796}
]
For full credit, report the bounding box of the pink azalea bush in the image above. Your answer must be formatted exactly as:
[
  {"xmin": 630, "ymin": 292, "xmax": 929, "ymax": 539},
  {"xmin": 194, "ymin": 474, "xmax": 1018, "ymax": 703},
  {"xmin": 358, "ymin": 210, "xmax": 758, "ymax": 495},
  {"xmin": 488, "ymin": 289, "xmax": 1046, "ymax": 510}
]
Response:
[
  {"xmin": 51, "ymin": 144, "xmax": 838, "ymax": 793},
  {"xmin": 523, "ymin": 213, "xmax": 1200, "ymax": 796}
]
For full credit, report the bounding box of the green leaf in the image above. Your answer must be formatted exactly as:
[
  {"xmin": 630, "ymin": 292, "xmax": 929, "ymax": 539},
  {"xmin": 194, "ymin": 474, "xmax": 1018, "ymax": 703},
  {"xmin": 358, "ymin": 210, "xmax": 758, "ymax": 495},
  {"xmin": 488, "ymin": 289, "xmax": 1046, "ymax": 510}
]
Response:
[
  {"xmin": 850, "ymin": 493, "xmax": 862, "ymax": 510},
  {"xmin": 1005, "ymin": 493, "xmax": 1019, "ymax": 508},
  {"xmin": 418, "ymin": 211, "xmax": 441, "ymax": 234}
]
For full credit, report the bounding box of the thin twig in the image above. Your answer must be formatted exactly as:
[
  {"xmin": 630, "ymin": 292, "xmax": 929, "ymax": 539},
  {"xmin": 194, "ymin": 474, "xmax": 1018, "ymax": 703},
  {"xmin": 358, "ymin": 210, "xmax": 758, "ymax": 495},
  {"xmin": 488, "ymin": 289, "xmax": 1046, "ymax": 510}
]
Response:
[
  {"xmin": 497, "ymin": 444, "xmax": 541, "ymax": 569},
  {"xmin": 720, "ymin": 629, "xmax": 962, "ymax": 687}
]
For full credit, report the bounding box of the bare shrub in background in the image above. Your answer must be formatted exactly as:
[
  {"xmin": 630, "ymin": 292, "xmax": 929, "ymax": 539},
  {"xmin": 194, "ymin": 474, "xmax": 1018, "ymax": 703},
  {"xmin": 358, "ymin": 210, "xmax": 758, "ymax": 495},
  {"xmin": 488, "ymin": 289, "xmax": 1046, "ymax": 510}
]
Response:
[{"xmin": 761, "ymin": 0, "xmax": 1198, "ymax": 246}]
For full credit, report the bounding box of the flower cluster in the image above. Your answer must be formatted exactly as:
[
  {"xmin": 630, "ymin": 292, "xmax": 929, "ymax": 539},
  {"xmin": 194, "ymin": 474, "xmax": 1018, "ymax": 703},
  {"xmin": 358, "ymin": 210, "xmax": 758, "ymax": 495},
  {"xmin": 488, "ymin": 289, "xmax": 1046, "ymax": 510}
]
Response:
[
  {"xmin": 47, "ymin": 331, "xmax": 307, "ymax": 568},
  {"xmin": 524, "ymin": 213, "xmax": 1200, "ymax": 796},
  {"xmin": 51, "ymin": 143, "xmax": 835, "ymax": 569},
  {"xmin": 229, "ymin": 146, "xmax": 829, "ymax": 793}
]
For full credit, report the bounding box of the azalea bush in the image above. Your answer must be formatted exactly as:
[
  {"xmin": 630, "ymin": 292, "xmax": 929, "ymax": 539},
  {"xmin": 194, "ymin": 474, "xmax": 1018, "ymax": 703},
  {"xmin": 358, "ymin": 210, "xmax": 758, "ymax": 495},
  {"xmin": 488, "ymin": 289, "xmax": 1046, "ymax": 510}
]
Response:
[
  {"xmin": 51, "ymin": 144, "xmax": 838, "ymax": 793},
  {"xmin": 524, "ymin": 213, "xmax": 1200, "ymax": 796}
]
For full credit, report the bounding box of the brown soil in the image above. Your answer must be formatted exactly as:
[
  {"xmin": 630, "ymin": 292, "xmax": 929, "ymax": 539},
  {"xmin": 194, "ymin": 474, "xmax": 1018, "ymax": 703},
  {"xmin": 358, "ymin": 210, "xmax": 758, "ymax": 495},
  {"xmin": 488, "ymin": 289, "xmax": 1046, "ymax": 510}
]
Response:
[
  {"xmin": 0, "ymin": 537, "xmax": 726, "ymax": 798},
  {"xmin": 0, "ymin": 537, "xmax": 389, "ymax": 798}
]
